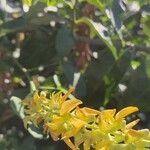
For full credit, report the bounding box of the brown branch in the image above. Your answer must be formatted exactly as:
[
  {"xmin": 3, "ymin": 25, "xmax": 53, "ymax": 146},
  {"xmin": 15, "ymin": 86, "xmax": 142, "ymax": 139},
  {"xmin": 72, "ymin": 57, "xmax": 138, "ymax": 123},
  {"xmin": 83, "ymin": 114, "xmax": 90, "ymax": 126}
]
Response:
[{"xmin": 74, "ymin": 34, "xmax": 150, "ymax": 52}]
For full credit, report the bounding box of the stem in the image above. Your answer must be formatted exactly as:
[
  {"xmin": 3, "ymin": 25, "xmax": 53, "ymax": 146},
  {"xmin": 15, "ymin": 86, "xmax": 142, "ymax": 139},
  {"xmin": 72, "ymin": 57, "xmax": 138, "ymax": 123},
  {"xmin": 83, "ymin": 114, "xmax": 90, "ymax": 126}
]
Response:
[{"xmin": 13, "ymin": 58, "xmax": 31, "ymax": 82}]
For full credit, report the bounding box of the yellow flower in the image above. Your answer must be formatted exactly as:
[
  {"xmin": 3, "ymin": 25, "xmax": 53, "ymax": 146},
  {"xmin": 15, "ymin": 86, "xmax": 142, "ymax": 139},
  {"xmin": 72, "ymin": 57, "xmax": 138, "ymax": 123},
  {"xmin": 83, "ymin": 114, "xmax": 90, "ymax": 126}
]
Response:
[
  {"xmin": 126, "ymin": 129, "xmax": 150, "ymax": 149},
  {"xmin": 46, "ymin": 88, "xmax": 82, "ymax": 114},
  {"xmin": 98, "ymin": 106, "xmax": 139, "ymax": 133},
  {"xmin": 22, "ymin": 88, "xmax": 150, "ymax": 150},
  {"xmin": 75, "ymin": 107, "xmax": 100, "ymax": 122},
  {"xmin": 42, "ymin": 88, "xmax": 85, "ymax": 150},
  {"xmin": 74, "ymin": 106, "xmax": 140, "ymax": 150},
  {"xmin": 23, "ymin": 91, "xmax": 49, "ymax": 128}
]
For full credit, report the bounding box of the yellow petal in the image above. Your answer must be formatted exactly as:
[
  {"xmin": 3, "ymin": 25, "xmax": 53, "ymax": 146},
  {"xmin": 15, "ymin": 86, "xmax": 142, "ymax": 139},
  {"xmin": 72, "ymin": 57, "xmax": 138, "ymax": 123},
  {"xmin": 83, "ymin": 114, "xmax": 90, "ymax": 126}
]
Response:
[
  {"xmin": 33, "ymin": 91, "xmax": 40, "ymax": 100},
  {"xmin": 62, "ymin": 87, "xmax": 74, "ymax": 102},
  {"xmin": 101, "ymin": 109, "xmax": 116, "ymax": 117},
  {"xmin": 64, "ymin": 139, "xmax": 78, "ymax": 150},
  {"xmin": 83, "ymin": 140, "xmax": 91, "ymax": 150},
  {"xmin": 80, "ymin": 107, "xmax": 100, "ymax": 116},
  {"xmin": 70, "ymin": 118, "xmax": 86, "ymax": 134},
  {"xmin": 60, "ymin": 99, "xmax": 82, "ymax": 115},
  {"xmin": 115, "ymin": 106, "xmax": 138, "ymax": 120},
  {"xmin": 128, "ymin": 129, "xmax": 150, "ymax": 138},
  {"xmin": 50, "ymin": 132, "xmax": 60, "ymax": 141},
  {"xmin": 126, "ymin": 119, "xmax": 140, "ymax": 129}
]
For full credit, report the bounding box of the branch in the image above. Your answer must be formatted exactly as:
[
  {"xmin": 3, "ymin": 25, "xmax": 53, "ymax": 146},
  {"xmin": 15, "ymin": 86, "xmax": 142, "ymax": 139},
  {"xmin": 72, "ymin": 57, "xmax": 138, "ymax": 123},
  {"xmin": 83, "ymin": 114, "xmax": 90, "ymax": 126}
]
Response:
[{"xmin": 74, "ymin": 34, "xmax": 150, "ymax": 52}]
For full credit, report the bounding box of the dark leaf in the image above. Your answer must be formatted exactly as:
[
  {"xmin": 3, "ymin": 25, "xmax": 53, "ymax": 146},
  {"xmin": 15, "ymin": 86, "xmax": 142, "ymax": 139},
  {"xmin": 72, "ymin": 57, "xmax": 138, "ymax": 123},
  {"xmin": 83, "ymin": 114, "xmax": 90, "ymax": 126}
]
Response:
[{"xmin": 56, "ymin": 26, "xmax": 74, "ymax": 57}]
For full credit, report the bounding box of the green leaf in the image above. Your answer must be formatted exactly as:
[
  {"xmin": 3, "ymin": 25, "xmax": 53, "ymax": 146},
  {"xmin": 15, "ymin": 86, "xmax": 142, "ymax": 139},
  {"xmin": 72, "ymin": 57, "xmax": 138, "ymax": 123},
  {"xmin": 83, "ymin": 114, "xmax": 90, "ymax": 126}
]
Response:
[
  {"xmin": 131, "ymin": 59, "xmax": 141, "ymax": 70},
  {"xmin": 145, "ymin": 55, "xmax": 150, "ymax": 79},
  {"xmin": 65, "ymin": 0, "xmax": 76, "ymax": 9},
  {"xmin": 22, "ymin": 0, "xmax": 33, "ymax": 6},
  {"xmin": 46, "ymin": 0, "xmax": 64, "ymax": 6},
  {"xmin": 0, "ymin": 18, "xmax": 27, "ymax": 35},
  {"xmin": 0, "ymin": 2, "xmax": 63, "ymax": 35},
  {"xmin": 142, "ymin": 16, "xmax": 150, "ymax": 40},
  {"xmin": 76, "ymin": 17, "xmax": 118, "ymax": 59},
  {"xmin": 62, "ymin": 61, "xmax": 75, "ymax": 83},
  {"xmin": 108, "ymin": 0, "xmax": 125, "ymax": 42},
  {"xmin": 10, "ymin": 96, "xmax": 25, "ymax": 119},
  {"xmin": 56, "ymin": 26, "xmax": 74, "ymax": 57},
  {"xmin": 108, "ymin": 0, "xmax": 125, "ymax": 30},
  {"xmin": 62, "ymin": 61, "xmax": 86, "ymax": 96},
  {"xmin": 27, "ymin": 123, "xmax": 45, "ymax": 139}
]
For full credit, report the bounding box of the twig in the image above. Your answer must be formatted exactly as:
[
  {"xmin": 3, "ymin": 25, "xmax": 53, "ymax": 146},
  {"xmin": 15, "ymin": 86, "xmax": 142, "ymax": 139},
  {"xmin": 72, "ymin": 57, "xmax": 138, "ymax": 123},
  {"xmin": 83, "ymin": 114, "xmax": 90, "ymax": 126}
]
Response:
[
  {"xmin": 74, "ymin": 34, "xmax": 150, "ymax": 52},
  {"xmin": 13, "ymin": 58, "xmax": 31, "ymax": 81}
]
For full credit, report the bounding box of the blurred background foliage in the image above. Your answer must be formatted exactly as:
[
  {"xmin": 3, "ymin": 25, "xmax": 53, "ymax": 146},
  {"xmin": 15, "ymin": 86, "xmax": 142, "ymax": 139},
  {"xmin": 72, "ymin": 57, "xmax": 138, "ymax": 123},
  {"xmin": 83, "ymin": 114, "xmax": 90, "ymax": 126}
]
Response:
[{"xmin": 0, "ymin": 0, "xmax": 150, "ymax": 149}]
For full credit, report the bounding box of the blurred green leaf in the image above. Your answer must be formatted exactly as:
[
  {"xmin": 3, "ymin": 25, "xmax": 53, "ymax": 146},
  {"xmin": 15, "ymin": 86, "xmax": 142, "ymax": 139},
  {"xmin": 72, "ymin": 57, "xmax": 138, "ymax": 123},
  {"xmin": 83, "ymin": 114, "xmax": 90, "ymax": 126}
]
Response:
[
  {"xmin": 27, "ymin": 124, "xmax": 45, "ymax": 139},
  {"xmin": 76, "ymin": 17, "xmax": 118, "ymax": 59},
  {"xmin": 0, "ymin": 2, "xmax": 63, "ymax": 36},
  {"xmin": 62, "ymin": 61, "xmax": 86, "ymax": 96},
  {"xmin": 145, "ymin": 55, "xmax": 150, "ymax": 79},
  {"xmin": 142, "ymin": 15, "xmax": 150, "ymax": 41},
  {"xmin": 56, "ymin": 26, "xmax": 74, "ymax": 57},
  {"xmin": 22, "ymin": 0, "xmax": 33, "ymax": 6},
  {"xmin": 131, "ymin": 59, "xmax": 141, "ymax": 70},
  {"xmin": 0, "ymin": 18, "xmax": 27, "ymax": 35},
  {"xmin": 109, "ymin": 0, "xmax": 125, "ymax": 30},
  {"xmin": 10, "ymin": 96, "xmax": 25, "ymax": 119}
]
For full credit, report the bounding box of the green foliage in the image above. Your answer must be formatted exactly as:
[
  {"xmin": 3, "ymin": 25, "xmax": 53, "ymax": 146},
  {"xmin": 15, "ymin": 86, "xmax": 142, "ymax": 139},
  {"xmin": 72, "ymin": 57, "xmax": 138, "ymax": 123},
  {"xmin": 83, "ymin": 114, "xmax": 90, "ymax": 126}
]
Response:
[
  {"xmin": 76, "ymin": 17, "xmax": 118, "ymax": 59},
  {"xmin": 10, "ymin": 96, "xmax": 25, "ymax": 119},
  {"xmin": 56, "ymin": 26, "xmax": 74, "ymax": 57}
]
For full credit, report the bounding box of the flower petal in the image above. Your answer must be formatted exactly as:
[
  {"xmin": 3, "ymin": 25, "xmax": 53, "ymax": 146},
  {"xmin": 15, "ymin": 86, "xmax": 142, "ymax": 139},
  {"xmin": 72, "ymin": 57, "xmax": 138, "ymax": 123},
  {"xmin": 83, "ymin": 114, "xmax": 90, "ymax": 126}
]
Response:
[
  {"xmin": 128, "ymin": 129, "xmax": 150, "ymax": 138},
  {"xmin": 60, "ymin": 99, "xmax": 82, "ymax": 115},
  {"xmin": 115, "ymin": 106, "xmax": 138, "ymax": 120},
  {"xmin": 64, "ymin": 139, "xmax": 78, "ymax": 150},
  {"xmin": 62, "ymin": 87, "xmax": 74, "ymax": 102},
  {"xmin": 101, "ymin": 109, "xmax": 116, "ymax": 117},
  {"xmin": 70, "ymin": 118, "xmax": 86, "ymax": 134},
  {"xmin": 126, "ymin": 119, "xmax": 140, "ymax": 129},
  {"xmin": 80, "ymin": 107, "xmax": 100, "ymax": 116}
]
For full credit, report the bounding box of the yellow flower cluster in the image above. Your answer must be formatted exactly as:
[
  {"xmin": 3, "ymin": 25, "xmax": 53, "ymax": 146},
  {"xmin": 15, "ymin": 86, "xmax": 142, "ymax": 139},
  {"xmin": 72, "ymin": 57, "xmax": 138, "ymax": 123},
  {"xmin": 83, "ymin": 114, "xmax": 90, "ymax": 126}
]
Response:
[{"xmin": 23, "ymin": 88, "xmax": 150, "ymax": 150}]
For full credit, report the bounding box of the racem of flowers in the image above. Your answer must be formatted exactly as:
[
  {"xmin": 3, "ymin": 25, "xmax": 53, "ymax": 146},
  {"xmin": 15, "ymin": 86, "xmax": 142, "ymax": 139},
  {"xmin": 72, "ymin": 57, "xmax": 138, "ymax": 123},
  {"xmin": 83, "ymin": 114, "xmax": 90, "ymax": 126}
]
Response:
[{"xmin": 22, "ymin": 88, "xmax": 150, "ymax": 150}]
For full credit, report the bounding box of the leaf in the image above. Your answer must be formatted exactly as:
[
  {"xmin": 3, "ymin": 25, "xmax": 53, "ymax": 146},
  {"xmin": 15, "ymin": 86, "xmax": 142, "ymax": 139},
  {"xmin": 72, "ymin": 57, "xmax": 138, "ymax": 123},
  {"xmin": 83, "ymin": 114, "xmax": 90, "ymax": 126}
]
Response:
[
  {"xmin": 62, "ymin": 61, "xmax": 86, "ymax": 97},
  {"xmin": 108, "ymin": 0, "xmax": 125, "ymax": 30},
  {"xmin": 0, "ymin": 18, "xmax": 27, "ymax": 35},
  {"xmin": 76, "ymin": 17, "xmax": 118, "ymax": 59},
  {"xmin": 24, "ymin": 2, "xmax": 63, "ymax": 25},
  {"xmin": 46, "ymin": 0, "xmax": 64, "ymax": 6},
  {"xmin": 22, "ymin": 0, "xmax": 33, "ymax": 6},
  {"xmin": 142, "ymin": 16, "xmax": 150, "ymax": 40},
  {"xmin": 62, "ymin": 61, "xmax": 76, "ymax": 83},
  {"xmin": 145, "ymin": 55, "xmax": 150, "ymax": 79},
  {"xmin": 27, "ymin": 123, "xmax": 45, "ymax": 139},
  {"xmin": 10, "ymin": 96, "xmax": 25, "ymax": 119},
  {"xmin": 41, "ymin": 76, "xmax": 56, "ymax": 90},
  {"xmin": 107, "ymin": 0, "xmax": 126, "ymax": 41},
  {"xmin": 56, "ymin": 26, "xmax": 74, "ymax": 57},
  {"xmin": 0, "ymin": 2, "xmax": 63, "ymax": 35},
  {"xmin": 131, "ymin": 59, "xmax": 141, "ymax": 70},
  {"xmin": 141, "ymin": 5, "xmax": 150, "ymax": 15},
  {"xmin": 65, "ymin": 0, "xmax": 76, "ymax": 9}
]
